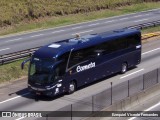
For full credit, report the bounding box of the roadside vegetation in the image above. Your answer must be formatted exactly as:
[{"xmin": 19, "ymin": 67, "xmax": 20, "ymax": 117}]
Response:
[
  {"xmin": 142, "ymin": 26, "xmax": 160, "ymax": 34},
  {"xmin": 0, "ymin": 59, "xmax": 28, "ymax": 84},
  {"xmin": 0, "ymin": 0, "xmax": 160, "ymax": 35}
]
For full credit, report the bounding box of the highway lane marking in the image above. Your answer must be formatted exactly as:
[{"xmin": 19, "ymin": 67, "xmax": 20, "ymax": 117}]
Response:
[
  {"xmin": 142, "ymin": 47, "xmax": 160, "ymax": 55},
  {"xmin": 52, "ymin": 30, "xmax": 65, "ymax": 33},
  {"xmin": 0, "ymin": 92, "xmax": 29, "ymax": 105},
  {"xmin": 0, "ymin": 48, "xmax": 10, "ymax": 52},
  {"xmin": 128, "ymin": 101, "xmax": 160, "ymax": 120},
  {"xmin": 5, "ymin": 38, "xmax": 22, "ymax": 43},
  {"xmin": 72, "ymin": 26, "xmax": 82, "ymax": 30},
  {"xmin": 120, "ymin": 69, "xmax": 144, "ymax": 79},
  {"xmin": 30, "ymin": 34, "xmax": 44, "ymax": 38},
  {"xmin": 144, "ymin": 13, "xmax": 150, "ymax": 16},
  {"xmin": 15, "ymin": 117, "xmax": 25, "ymax": 120},
  {"xmin": 119, "ymin": 17, "xmax": 129, "ymax": 20},
  {"xmin": 104, "ymin": 20, "xmax": 115, "ymax": 23},
  {"xmin": 88, "ymin": 23, "xmax": 100, "ymax": 26},
  {"xmin": 134, "ymin": 13, "xmax": 150, "ymax": 18},
  {"xmin": 133, "ymin": 15, "xmax": 142, "ymax": 18},
  {"xmin": 134, "ymin": 19, "xmax": 148, "ymax": 22},
  {"xmin": 72, "ymin": 30, "xmax": 93, "ymax": 35}
]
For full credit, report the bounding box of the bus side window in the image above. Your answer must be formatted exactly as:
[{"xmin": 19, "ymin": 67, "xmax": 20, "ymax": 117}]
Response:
[
  {"xmin": 128, "ymin": 35, "xmax": 140, "ymax": 47},
  {"xmin": 57, "ymin": 61, "xmax": 66, "ymax": 76},
  {"xmin": 57, "ymin": 53, "xmax": 69, "ymax": 76},
  {"xmin": 69, "ymin": 47, "xmax": 95, "ymax": 67},
  {"xmin": 69, "ymin": 50, "xmax": 84, "ymax": 68}
]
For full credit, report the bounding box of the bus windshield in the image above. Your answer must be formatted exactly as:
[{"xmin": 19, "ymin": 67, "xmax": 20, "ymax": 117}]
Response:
[{"xmin": 28, "ymin": 57, "xmax": 58, "ymax": 85}]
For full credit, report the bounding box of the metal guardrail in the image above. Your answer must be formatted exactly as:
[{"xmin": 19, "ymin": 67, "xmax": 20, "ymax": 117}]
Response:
[
  {"xmin": 0, "ymin": 47, "xmax": 40, "ymax": 65},
  {"xmin": 0, "ymin": 20, "xmax": 160, "ymax": 65},
  {"xmin": 127, "ymin": 20, "xmax": 160, "ymax": 29}
]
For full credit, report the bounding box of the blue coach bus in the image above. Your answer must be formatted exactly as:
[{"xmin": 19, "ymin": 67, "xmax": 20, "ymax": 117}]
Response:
[{"xmin": 22, "ymin": 29, "xmax": 141, "ymax": 97}]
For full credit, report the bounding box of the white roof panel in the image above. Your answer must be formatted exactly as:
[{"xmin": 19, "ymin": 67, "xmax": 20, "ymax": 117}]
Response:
[{"xmin": 48, "ymin": 44, "xmax": 61, "ymax": 48}]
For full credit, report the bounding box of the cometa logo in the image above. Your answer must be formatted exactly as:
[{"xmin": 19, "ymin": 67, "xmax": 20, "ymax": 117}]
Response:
[{"xmin": 76, "ymin": 62, "xmax": 95, "ymax": 72}]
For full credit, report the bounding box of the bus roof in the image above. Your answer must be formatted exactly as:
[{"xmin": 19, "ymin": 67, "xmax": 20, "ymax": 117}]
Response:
[{"xmin": 33, "ymin": 29, "xmax": 140, "ymax": 59}]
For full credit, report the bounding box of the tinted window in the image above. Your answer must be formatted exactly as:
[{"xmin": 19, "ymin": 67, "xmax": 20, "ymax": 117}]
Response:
[
  {"xmin": 107, "ymin": 37, "xmax": 127, "ymax": 53},
  {"xmin": 69, "ymin": 45, "xmax": 103, "ymax": 67},
  {"xmin": 128, "ymin": 34, "xmax": 140, "ymax": 47},
  {"xmin": 57, "ymin": 53, "xmax": 69, "ymax": 75}
]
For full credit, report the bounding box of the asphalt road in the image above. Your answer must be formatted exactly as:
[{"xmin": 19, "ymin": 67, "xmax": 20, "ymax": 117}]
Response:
[
  {"xmin": 0, "ymin": 37, "xmax": 160, "ymax": 120},
  {"xmin": 0, "ymin": 8, "xmax": 160, "ymax": 55}
]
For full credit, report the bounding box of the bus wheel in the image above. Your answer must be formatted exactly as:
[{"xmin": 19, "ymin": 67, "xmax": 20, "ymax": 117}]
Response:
[
  {"xmin": 121, "ymin": 63, "xmax": 127, "ymax": 74},
  {"xmin": 68, "ymin": 81, "xmax": 76, "ymax": 94}
]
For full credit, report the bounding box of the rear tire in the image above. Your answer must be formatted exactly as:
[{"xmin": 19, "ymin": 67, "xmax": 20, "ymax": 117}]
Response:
[
  {"xmin": 121, "ymin": 63, "xmax": 127, "ymax": 74},
  {"xmin": 68, "ymin": 81, "xmax": 76, "ymax": 94}
]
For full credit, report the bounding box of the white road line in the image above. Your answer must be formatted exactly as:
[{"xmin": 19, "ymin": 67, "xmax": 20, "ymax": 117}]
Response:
[
  {"xmin": 120, "ymin": 69, "xmax": 144, "ymax": 79},
  {"xmin": 72, "ymin": 26, "xmax": 82, "ymax": 30},
  {"xmin": 72, "ymin": 30, "xmax": 93, "ymax": 35},
  {"xmin": 128, "ymin": 101, "xmax": 160, "ymax": 120},
  {"xmin": 15, "ymin": 117, "xmax": 25, "ymax": 120},
  {"xmin": 88, "ymin": 23, "xmax": 100, "ymax": 26},
  {"xmin": 0, "ymin": 48, "xmax": 10, "ymax": 52},
  {"xmin": 119, "ymin": 17, "xmax": 129, "ymax": 20},
  {"xmin": 142, "ymin": 48, "xmax": 160, "ymax": 55},
  {"xmin": 133, "ymin": 15, "xmax": 142, "ymax": 18},
  {"xmin": 134, "ymin": 19, "xmax": 148, "ymax": 22},
  {"xmin": 104, "ymin": 20, "xmax": 115, "ymax": 23},
  {"xmin": 0, "ymin": 92, "xmax": 29, "ymax": 104},
  {"xmin": 52, "ymin": 30, "xmax": 65, "ymax": 33},
  {"xmin": 30, "ymin": 34, "xmax": 44, "ymax": 38},
  {"xmin": 144, "ymin": 13, "xmax": 150, "ymax": 16},
  {"xmin": 5, "ymin": 38, "xmax": 22, "ymax": 43}
]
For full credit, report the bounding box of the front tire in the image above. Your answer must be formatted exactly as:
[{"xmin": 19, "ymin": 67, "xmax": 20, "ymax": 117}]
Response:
[
  {"xmin": 68, "ymin": 81, "xmax": 76, "ymax": 94},
  {"xmin": 121, "ymin": 63, "xmax": 127, "ymax": 74}
]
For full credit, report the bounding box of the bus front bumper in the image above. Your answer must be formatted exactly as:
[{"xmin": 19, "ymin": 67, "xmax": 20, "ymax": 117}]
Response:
[{"xmin": 28, "ymin": 85, "xmax": 58, "ymax": 97}]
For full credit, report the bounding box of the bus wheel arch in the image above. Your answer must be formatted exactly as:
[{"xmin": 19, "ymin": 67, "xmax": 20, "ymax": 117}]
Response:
[
  {"xmin": 121, "ymin": 62, "xmax": 128, "ymax": 74},
  {"xmin": 68, "ymin": 80, "xmax": 77, "ymax": 94}
]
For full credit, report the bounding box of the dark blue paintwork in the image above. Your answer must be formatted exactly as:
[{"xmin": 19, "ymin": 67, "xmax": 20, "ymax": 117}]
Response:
[
  {"xmin": 27, "ymin": 28, "xmax": 141, "ymax": 97},
  {"xmin": 33, "ymin": 29, "xmax": 140, "ymax": 59}
]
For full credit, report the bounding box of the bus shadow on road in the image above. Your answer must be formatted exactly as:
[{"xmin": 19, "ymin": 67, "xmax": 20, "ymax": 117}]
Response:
[{"xmin": 15, "ymin": 88, "xmax": 65, "ymax": 101}]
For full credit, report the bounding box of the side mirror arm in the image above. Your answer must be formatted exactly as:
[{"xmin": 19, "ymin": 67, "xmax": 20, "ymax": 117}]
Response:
[{"xmin": 21, "ymin": 58, "xmax": 30, "ymax": 69}]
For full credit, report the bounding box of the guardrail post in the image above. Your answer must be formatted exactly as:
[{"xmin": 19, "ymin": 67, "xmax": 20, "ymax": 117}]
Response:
[
  {"xmin": 92, "ymin": 95, "xmax": 94, "ymax": 113},
  {"xmin": 128, "ymin": 80, "xmax": 129, "ymax": 97},
  {"xmin": 111, "ymin": 82, "xmax": 112, "ymax": 105},
  {"xmin": 1, "ymin": 60, "xmax": 4, "ymax": 65},
  {"xmin": 157, "ymin": 68, "xmax": 159, "ymax": 83},
  {"xmin": 46, "ymin": 114, "xmax": 48, "ymax": 120},
  {"xmin": 71, "ymin": 104, "xmax": 72, "ymax": 120},
  {"xmin": 143, "ymin": 74, "xmax": 145, "ymax": 90}
]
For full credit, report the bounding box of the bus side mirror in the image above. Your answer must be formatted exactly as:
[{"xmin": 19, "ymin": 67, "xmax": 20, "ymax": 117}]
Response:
[{"xmin": 21, "ymin": 58, "xmax": 30, "ymax": 70}]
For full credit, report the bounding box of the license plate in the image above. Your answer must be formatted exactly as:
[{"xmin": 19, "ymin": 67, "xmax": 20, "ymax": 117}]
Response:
[{"xmin": 36, "ymin": 92, "xmax": 41, "ymax": 95}]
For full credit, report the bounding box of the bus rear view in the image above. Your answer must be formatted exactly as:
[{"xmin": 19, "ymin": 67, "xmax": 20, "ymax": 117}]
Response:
[{"xmin": 22, "ymin": 28, "xmax": 141, "ymax": 97}]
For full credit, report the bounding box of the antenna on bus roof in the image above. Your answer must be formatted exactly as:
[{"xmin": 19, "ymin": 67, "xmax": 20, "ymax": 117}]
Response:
[{"xmin": 75, "ymin": 33, "xmax": 80, "ymax": 39}]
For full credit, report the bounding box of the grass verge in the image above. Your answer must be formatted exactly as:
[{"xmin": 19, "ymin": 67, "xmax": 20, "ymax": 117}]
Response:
[{"xmin": 0, "ymin": 2, "xmax": 160, "ymax": 36}]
